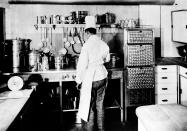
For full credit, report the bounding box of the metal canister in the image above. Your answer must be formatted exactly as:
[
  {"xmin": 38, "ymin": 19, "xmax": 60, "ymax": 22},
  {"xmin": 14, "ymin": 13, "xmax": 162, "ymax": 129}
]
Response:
[
  {"xmin": 42, "ymin": 55, "xmax": 49, "ymax": 71},
  {"xmin": 55, "ymin": 55, "xmax": 62, "ymax": 70},
  {"xmin": 12, "ymin": 39, "xmax": 21, "ymax": 53},
  {"xmin": 12, "ymin": 39, "xmax": 23, "ymax": 72},
  {"xmin": 28, "ymin": 49, "xmax": 39, "ymax": 72}
]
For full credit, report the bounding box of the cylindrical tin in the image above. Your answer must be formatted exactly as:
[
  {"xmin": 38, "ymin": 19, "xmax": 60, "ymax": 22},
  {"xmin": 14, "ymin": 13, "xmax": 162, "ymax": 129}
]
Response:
[
  {"xmin": 12, "ymin": 39, "xmax": 21, "ymax": 52},
  {"xmin": 55, "ymin": 55, "xmax": 62, "ymax": 70},
  {"xmin": 42, "ymin": 55, "xmax": 49, "ymax": 71},
  {"xmin": 28, "ymin": 49, "xmax": 39, "ymax": 72},
  {"xmin": 12, "ymin": 52, "xmax": 20, "ymax": 68},
  {"xmin": 12, "ymin": 40, "xmax": 22, "ymax": 72}
]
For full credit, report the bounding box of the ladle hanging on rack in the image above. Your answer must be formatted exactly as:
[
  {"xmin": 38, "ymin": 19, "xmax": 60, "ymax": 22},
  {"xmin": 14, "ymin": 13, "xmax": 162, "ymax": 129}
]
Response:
[
  {"xmin": 64, "ymin": 27, "xmax": 71, "ymax": 48},
  {"xmin": 70, "ymin": 27, "xmax": 75, "ymax": 45}
]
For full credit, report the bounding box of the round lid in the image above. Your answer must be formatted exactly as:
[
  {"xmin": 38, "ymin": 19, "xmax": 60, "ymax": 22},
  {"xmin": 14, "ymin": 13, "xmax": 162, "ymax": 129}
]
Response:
[{"xmin": 7, "ymin": 76, "xmax": 24, "ymax": 91}]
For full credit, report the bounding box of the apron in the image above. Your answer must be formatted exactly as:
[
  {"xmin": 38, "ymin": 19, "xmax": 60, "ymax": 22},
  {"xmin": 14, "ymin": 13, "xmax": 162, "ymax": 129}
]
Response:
[{"xmin": 77, "ymin": 64, "xmax": 102, "ymax": 122}]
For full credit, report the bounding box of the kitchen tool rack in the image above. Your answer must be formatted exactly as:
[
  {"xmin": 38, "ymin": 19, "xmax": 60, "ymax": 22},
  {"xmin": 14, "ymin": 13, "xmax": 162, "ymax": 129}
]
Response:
[
  {"xmin": 34, "ymin": 23, "xmax": 102, "ymax": 55},
  {"xmin": 123, "ymin": 28, "xmax": 155, "ymax": 121}
]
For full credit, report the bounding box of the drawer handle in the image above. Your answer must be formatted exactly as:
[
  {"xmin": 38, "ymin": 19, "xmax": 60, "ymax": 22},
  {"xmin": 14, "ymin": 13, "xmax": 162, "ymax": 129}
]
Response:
[
  {"xmin": 162, "ymin": 88, "xmax": 168, "ymax": 90},
  {"xmin": 162, "ymin": 99, "xmax": 168, "ymax": 102},
  {"xmin": 161, "ymin": 68, "xmax": 167, "ymax": 70},
  {"xmin": 162, "ymin": 77, "xmax": 168, "ymax": 79}
]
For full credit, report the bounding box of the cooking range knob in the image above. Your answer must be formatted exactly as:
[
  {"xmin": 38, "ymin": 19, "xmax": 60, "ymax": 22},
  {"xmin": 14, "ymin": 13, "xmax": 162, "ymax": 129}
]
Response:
[{"xmin": 72, "ymin": 74, "xmax": 76, "ymax": 79}]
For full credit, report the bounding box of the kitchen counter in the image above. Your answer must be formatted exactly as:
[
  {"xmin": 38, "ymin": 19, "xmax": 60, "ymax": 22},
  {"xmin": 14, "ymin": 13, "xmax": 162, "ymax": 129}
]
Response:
[
  {"xmin": 156, "ymin": 57, "xmax": 187, "ymax": 67},
  {"xmin": 0, "ymin": 89, "xmax": 33, "ymax": 131}
]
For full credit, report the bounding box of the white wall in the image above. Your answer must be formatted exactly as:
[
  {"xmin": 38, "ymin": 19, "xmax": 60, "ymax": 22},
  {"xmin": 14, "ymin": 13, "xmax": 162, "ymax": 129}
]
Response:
[
  {"xmin": 161, "ymin": 5, "xmax": 179, "ymax": 57},
  {"xmin": 139, "ymin": 5, "xmax": 160, "ymax": 37},
  {"xmin": 139, "ymin": 4, "xmax": 182, "ymax": 57}
]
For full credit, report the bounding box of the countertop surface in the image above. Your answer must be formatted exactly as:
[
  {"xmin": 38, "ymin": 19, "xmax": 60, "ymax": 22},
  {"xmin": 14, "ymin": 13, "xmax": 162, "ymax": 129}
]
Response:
[
  {"xmin": 2, "ymin": 67, "xmax": 124, "ymax": 76},
  {"xmin": 156, "ymin": 57, "xmax": 187, "ymax": 67},
  {"xmin": 0, "ymin": 89, "xmax": 33, "ymax": 131}
]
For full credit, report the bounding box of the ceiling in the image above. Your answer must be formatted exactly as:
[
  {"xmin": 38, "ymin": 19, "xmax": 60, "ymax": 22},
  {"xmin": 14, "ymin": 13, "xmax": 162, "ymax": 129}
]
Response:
[{"xmin": 8, "ymin": 0, "xmax": 175, "ymax": 5}]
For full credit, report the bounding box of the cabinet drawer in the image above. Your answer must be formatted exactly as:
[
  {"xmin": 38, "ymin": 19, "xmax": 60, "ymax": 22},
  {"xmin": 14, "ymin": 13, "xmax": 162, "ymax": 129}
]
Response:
[
  {"xmin": 156, "ymin": 65, "xmax": 177, "ymax": 73},
  {"xmin": 155, "ymin": 73, "xmax": 177, "ymax": 84},
  {"xmin": 155, "ymin": 94, "xmax": 177, "ymax": 104},
  {"xmin": 179, "ymin": 66, "xmax": 187, "ymax": 78},
  {"xmin": 155, "ymin": 84, "xmax": 177, "ymax": 94}
]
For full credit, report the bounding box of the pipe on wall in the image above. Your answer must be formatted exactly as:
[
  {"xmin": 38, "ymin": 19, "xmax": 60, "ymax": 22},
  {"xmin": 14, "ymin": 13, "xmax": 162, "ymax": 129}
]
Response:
[{"xmin": 9, "ymin": 0, "xmax": 175, "ymax": 5}]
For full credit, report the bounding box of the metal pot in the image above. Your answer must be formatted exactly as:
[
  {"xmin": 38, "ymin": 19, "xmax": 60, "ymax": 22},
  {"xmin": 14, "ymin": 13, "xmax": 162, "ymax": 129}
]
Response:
[{"xmin": 2, "ymin": 39, "xmax": 23, "ymax": 72}]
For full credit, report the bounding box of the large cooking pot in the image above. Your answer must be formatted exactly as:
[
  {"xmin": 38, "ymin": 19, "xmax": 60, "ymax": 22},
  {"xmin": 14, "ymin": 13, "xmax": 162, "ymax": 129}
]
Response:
[
  {"xmin": 2, "ymin": 39, "xmax": 23, "ymax": 72},
  {"xmin": 2, "ymin": 39, "xmax": 32, "ymax": 72}
]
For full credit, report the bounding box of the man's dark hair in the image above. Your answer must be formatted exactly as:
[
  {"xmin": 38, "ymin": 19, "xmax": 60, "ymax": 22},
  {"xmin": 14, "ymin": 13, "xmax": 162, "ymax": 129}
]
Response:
[{"xmin": 85, "ymin": 28, "xmax": 96, "ymax": 34}]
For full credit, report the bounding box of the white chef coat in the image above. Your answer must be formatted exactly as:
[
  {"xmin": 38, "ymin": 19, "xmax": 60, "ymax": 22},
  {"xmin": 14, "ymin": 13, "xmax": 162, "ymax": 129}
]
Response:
[{"xmin": 76, "ymin": 35, "xmax": 110, "ymax": 121}]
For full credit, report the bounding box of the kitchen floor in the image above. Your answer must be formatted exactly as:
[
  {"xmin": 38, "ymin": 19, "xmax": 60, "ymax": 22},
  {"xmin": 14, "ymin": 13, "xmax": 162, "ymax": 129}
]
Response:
[{"xmin": 36, "ymin": 108, "xmax": 138, "ymax": 131}]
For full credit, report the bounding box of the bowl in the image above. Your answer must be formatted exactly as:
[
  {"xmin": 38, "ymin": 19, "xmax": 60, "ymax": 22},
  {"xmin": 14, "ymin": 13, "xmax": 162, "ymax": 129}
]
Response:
[{"xmin": 177, "ymin": 45, "xmax": 187, "ymax": 57}]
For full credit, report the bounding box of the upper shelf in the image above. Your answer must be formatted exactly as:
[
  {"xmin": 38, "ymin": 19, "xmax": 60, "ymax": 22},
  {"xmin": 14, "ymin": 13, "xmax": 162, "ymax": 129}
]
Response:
[{"xmin": 9, "ymin": 0, "xmax": 175, "ymax": 5}]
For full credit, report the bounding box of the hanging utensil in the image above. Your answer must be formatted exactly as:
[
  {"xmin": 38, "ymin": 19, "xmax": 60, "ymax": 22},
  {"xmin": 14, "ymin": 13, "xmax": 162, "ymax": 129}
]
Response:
[
  {"xmin": 70, "ymin": 27, "xmax": 75, "ymax": 45},
  {"xmin": 65, "ymin": 27, "xmax": 71, "ymax": 48},
  {"xmin": 59, "ymin": 27, "xmax": 68, "ymax": 56},
  {"xmin": 81, "ymin": 27, "xmax": 85, "ymax": 44},
  {"xmin": 74, "ymin": 27, "xmax": 81, "ymax": 44},
  {"xmin": 64, "ymin": 27, "xmax": 71, "ymax": 48},
  {"xmin": 72, "ymin": 41, "xmax": 82, "ymax": 54},
  {"xmin": 50, "ymin": 27, "xmax": 53, "ymax": 46},
  {"xmin": 63, "ymin": 27, "xmax": 67, "ymax": 44}
]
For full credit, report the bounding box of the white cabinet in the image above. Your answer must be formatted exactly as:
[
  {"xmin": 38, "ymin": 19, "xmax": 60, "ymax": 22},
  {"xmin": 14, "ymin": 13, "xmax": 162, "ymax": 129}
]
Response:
[
  {"xmin": 179, "ymin": 66, "xmax": 187, "ymax": 106},
  {"xmin": 172, "ymin": 10, "xmax": 187, "ymax": 43},
  {"xmin": 155, "ymin": 65, "xmax": 178, "ymax": 104}
]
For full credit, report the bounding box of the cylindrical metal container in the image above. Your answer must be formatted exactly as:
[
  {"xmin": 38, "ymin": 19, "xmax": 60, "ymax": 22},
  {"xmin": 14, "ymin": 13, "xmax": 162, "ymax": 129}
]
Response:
[
  {"xmin": 42, "ymin": 55, "xmax": 49, "ymax": 71},
  {"xmin": 55, "ymin": 55, "xmax": 62, "ymax": 70},
  {"xmin": 28, "ymin": 49, "xmax": 39, "ymax": 72},
  {"xmin": 21, "ymin": 39, "xmax": 31, "ymax": 71},
  {"xmin": 3, "ymin": 39, "xmax": 23, "ymax": 72}
]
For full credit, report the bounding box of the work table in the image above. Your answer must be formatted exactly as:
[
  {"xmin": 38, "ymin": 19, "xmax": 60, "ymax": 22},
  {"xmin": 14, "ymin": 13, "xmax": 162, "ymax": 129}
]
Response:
[
  {"xmin": 0, "ymin": 67, "xmax": 125, "ymax": 130},
  {"xmin": 0, "ymin": 89, "xmax": 33, "ymax": 131}
]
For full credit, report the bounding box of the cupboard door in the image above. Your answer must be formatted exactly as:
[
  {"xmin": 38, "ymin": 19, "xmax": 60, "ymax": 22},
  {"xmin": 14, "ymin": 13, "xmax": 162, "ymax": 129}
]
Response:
[
  {"xmin": 172, "ymin": 10, "xmax": 187, "ymax": 43},
  {"xmin": 180, "ymin": 76, "xmax": 187, "ymax": 106}
]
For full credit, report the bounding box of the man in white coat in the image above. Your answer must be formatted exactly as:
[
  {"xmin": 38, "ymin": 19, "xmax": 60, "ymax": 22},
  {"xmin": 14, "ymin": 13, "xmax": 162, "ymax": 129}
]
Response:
[{"xmin": 76, "ymin": 16, "xmax": 110, "ymax": 131}]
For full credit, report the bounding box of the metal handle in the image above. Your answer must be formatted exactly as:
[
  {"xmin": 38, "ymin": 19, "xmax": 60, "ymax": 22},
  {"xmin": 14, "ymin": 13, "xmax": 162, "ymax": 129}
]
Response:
[
  {"xmin": 162, "ymin": 77, "xmax": 168, "ymax": 79},
  {"xmin": 162, "ymin": 88, "xmax": 168, "ymax": 90},
  {"xmin": 162, "ymin": 99, "xmax": 168, "ymax": 102}
]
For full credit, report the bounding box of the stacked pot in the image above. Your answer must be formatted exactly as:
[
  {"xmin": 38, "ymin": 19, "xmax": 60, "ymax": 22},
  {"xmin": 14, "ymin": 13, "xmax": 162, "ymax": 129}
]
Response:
[{"xmin": 2, "ymin": 38, "xmax": 31, "ymax": 73}]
